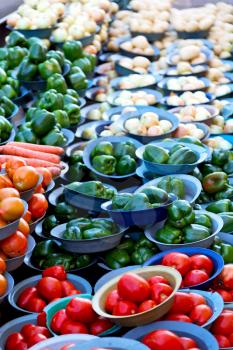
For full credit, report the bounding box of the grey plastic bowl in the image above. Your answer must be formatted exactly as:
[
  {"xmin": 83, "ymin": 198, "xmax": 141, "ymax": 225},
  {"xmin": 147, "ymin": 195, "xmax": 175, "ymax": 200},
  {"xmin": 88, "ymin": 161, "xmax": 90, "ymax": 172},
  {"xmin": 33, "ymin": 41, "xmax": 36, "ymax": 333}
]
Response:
[
  {"xmin": 0, "ymin": 314, "xmax": 37, "ymax": 349},
  {"xmin": 13, "ymin": 87, "xmax": 33, "ymax": 106},
  {"xmin": 115, "ymin": 61, "xmax": 140, "ymax": 76},
  {"xmin": 131, "ymin": 31, "xmax": 165, "ymax": 42},
  {"xmin": 8, "ymin": 273, "xmax": 92, "ymax": 314},
  {"xmin": 101, "ymin": 194, "xmax": 176, "ymax": 228},
  {"xmin": 7, "ymin": 105, "xmax": 24, "ymax": 128},
  {"xmin": 7, "ymin": 26, "xmax": 54, "ymax": 38},
  {"xmin": 85, "ymin": 86, "xmax": 108, "ymax": 102},
  {"xmin": 117, "ymin": 106, "xmax": 179, "ymax": 144},
  {"xmin": 44, "ymin": 180, "xmax": 55, "ymax": 196},
  {"xmin": 63, "ymin": 183, "xmax": 117, "ymax": 212},
  {"xmin": 0, "ymin": 272, "xmax": 14, "ymax": 305},
  {"xmin": 75, "ymin": 120, "xmax": 100, "ymax": 139},
  {"xmin": 136, "ymin": 141, "xmax": 208, "ymax": 175},
  {"xmin": 0, "ymin": 200, "xmax": 28, "ymax": 240},
  {"xmin": 124, "ymin": 321, "xmax": 219, "ymax": 350},
  {"xmin": 48, "ymin": 187, "xmax": 64, "ymax": 207},
  {"xmin": 62, "ymin": 128, "xmax": 75, "ymax": 149},
  {"xmin": 76, "ymin": 337, "xmax": 150, "ymax": 350},
  {"xmin": 145, "ymin": 209, "xmax": 223, "ymax": 251},
  {"xmin": 6, "ymin": 235, "xmax": 36, "ymax": 272},
  {"xmin": 29, "ymin": 213, "xmax": 46, "ymax": 234},
  {"xmin": 107, "ymin": 89, "xmax": 163, "ymax": 107},
  {"xmin": 81, "ymin": 103, "xmax": 109, "ymax": 121},
  {"xmin": 20, "ymin": 175, "xmax": 43, "ymax": 202},
  {"xmin": 169, "ymin": 105, "xmax": 218, "ymax": 125},
  {"xmin": 177, "ymin": 29, "xmax": 210, "ymax": 39},
  {"xmin": 83, "ymin": 136, "xmax": 142, "ymax": 179},
  {"xmin": 50, "ymin": 221, "xmax": 128, "ymax": 254},
  {"xmin": 136, "ymin": 174, "xmax": 202, "ymax": 205},
  {"xmin": 158, "ymin": 77, "xmax": 210, "ymax": 95}
]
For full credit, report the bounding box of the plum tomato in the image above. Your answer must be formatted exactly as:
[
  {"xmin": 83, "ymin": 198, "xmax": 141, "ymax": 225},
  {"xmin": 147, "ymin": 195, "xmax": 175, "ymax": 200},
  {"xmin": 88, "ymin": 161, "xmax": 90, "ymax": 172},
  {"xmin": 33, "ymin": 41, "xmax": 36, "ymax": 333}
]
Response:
[
  {"xmin": 211, "ymin": 310, "xmax": 233, "ymax": 335},
  {"xmin": 189, "ymin": 293, "xmax": 207, "ymax": 307},
  {"xmin": 179, "ymin": 337, "xmax": 198, "ymax": 350},
  {"xmin": 151, "ymin": 283, "xmax": 173, "ymax": 304},
  {"xmin": 214, "ymin": 335, "xmax": 231, "ymax": 348},
  {"xmin": 147, "ymin": 276, "xmax": 170, "ymax": 286},
  {"xmin": 27, "ymin": 333, "xmax": 48, "ymax": 347},
  {"xmin": 51, "ymin": 309, "xmax": 68, "ymax": 334},
  {"xmin": 138, "ymin": 300, "xmax": 156, "ymax": 313},
  {"xmin": 60, "ymin": 320, "xmax": 88, "ymax": 335},
  {"xmin": 112, "ymin": 300, "xmax": 137, "ymax": 316},
  {"xmin": 165, "ymin": 313, "xmax": 192, "ymax": 323},
  {"xmin": 215, "ymin": 289, "xmax": 233, "ymax": 302},
  {"xmin": 60, "ymin": 280, "xmax": 76, "ymax": 297},
  {"xmin": 105, "ymin": 290, "xmax": 121, "ymax": 313},
  {"xmin": 170, "ymin": 292, "xmax": 194, "ymax": 314},
  {"xmin": 183, "ymin": 270, "xmax": 209, "ymax": 287},
  {"xmin": 37, "ymin": 277, "xmax": 62, "ymax": 301},
  {"xmin": 117, "ymin": 273, "xmax": 150, "ymax": 303},
  {"xmin": 42, "ymin": 266, "xmax": 67, "ymax": 281},
  {"xmin": 17, "ymin": 287, "xmax": 38, "ymax": 309},
  {"xmin": 162, "ymin": 253, "xmax": 191, "ymax": 276},
  {"xmin": 189, "ymin": 255, "xmax": 213, "ymax": 276},
  {"xmin": 219, "ymin": 264, "xmax": 233, "ymax": 289},
  {"xmin": 90, "ymin": 318, "xmax": 113, "ymax": 335},
  {"xmin": 189, "ymin": 304, "xmax": 213, "ymax": 326},
  {"xmin": 142, "ymin": 330, "xmax": 184, "ymax": 350},
  {"xmin": 37, "ymin": 311, "xmax": 47, "ymax": 327},
  {"xmin": 26, "ymin": 297, "xmax": 46, "ymax": 313},
  {"xmin": 66, "ymin": 297, "xmax": 97, "ymax": 324},
  {"xmin": 5, "ymin": 333, "xmax": 25, "ymax": 350}
]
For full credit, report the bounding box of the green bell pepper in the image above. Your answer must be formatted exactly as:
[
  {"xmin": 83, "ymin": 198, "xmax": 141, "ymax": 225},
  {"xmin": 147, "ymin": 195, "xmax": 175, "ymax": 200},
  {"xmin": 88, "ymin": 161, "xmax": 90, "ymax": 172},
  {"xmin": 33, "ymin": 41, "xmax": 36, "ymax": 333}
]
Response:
[
  {"xmin": 0, "ymin": 68, "xmax": 7, "ymax": 85},
  {"xmin": 82, "ymin": 227, "xmax": 111, "ymax": 239},
  {"xmin": 192, "ymin": 167, "xmax": 203, "ymax": 181},
  {"xmin": 63, "ymin": 94, "xmax": 77, "ymax": 105},
  {"xmin": 135, "ymin": 237, "xmax": 156, "ymax": 250},
  {"xmin": 66, "ymin": 181, "xmax": 114, "ymax": 199},
  {"xmin": 223, "ymin": 161, "xmax": 233, "ymax": 175},
  {"xmin": 143, "ymin": 144, "xmax": 169, "ymax": 164},
  {"xmin": 219, "ymin": 212, "xmax": 233, "ymax": 233},
  {"xmin": 42, "ymin": 128, "xmax": 66, "ymax": 146},
  {"xmin": 201, "ymin": 163, "xmax": 223, "ymax": 176},
  {"xmin": 194, "ymin": 213, "xmax": 212, "ymax": 228},
  {"xmin": 0, "ymin": 96, "xmax": 15, "ymax": 116},
  {"xmin": 63, "ymin": 40, "xmax": 83, "ymax": 62},
  {"xmin": 8, "ymin": 46, "xmax": 27, "ymax": 69},
  {"xmin": 46, "ymin": 50, "xmax": 64, "ymax": 67},
  {"xmin": 116, "ymin": 155, "xmax": 136, "ymax": 175},
  {"xmin": 15, "ymin": 123, "xmax": 38, "ymax": 144},
  {"xmin": 197, "ymin": 191, "xmax": 212, "ymax": 204},
  {"xmin": 73, "ymin": 57, "xmax": 92, "ymax": 75},
  {"xmin": 7, "ymin": 77, "xmax": 19, "ymax": 92},
  {"xmin": 156, "ymin": 223, "xmax": 183, "ymax": 244},
  {"xmin": 7, "ymin": 31, "xmax": 27, "ymax": 47},
  {"xmin": 63, "ymin": 226, "xmax": 82, "ymax": 240},
  {"xmin": 215, "ymin": 187, "xmax": 233, "ymax": 200},
  {"xmin": 67, "ymin": 88, "xmax": 79, "ymax": 99},
  {"xmin": 64, "ymin": 103, "xmax": 80, "ymax": 125},
  {"xmin": 67, "ymin": 218, "xmax": 91, "ymax": 230},
  {"xmin": 177, "ymin": 136, "xmax": 204, "ymax": 147},
  {"xmin": 105, "ymin": 249, "xmax": 131, "ymax": 269},
  {"xmin": 31, "ymin": 109, "xmax": 56, "ymax": 137},
  {"xmin": 54, "ymin": 202, "xmax": 78, "ymax": 221},
  {"xmin": 38, "ymin": 253, "xmax": 74, "ymax": 270},
  {"xmin": 202, "ymin": 172, "xmax": 228, "ymax": 194},
  {"xmin": 69, "ymin": 150, "xmax": 83, "ymax": 164},
  {"xmin": 68, "ymin": 67, "xmax": 88, "ymax": 91},
  {"xmin": 38, "ymin": 58, "xmax": 61, "ymax": 80},
  {"xmin": 123, "ymin": 193, "xmax": 152, "ymax": 211},
  {"xmin": 131, "ymin": 247, "xmax": 155, "ymax": 264},
  {"xmin": 112, "ymin": 193, "xmax": 133, "ymax": 209},
  {"xmin": 0, "ymin": 84, "xmax": 16, "ymax": 100},
  {"xmin": 42, "ymin": 215, "xmax": 58, "ymax": 234},
  {"xmin": 38, "ymin": 90, "xmax": 63, "ymax": 112},
  {"xmin": 83, "ymin": 52, "xmax": 97, "ymax": 70},
  {"xmin": 167, "ymin": 199, "xmax": 195, "ymax": 228},
  {"xmin": 75, "ymin": 254, "xmax": 91, "ymax": 269},
  {"xmin": 118, "ymin": 238, "xmax": 135, "ymax": 253},
  {"xmin": 140, "ymin": 186, "xmax": 168, "ymax": 204},
  {"xmin": 33, "ymin": 240, "xmax": 59, "ymax": 258},
  {"xmin": 91, "ymin": 141, "xmax": 113, "ymax": 157},
  {"xmin": 219, "ymin": 243, "xmax": 233, "ymax": 263},
  {"xmin": 47, "ymin": 73, "xmax": 67, "ymax": 94},
  {"xmin": 0, "ymin": 61, "xmax": 8, "ymax": 71},
  {"xmin": 92, "ymin": 155, "xmax": 116, "ymax": 175},
  {"xmin": 67, "ymin": 163, "xmax": 86, "ymax": 182},
  {"xmin": 168, "ymin": 146, "xmax": 198, "ymax": 164},
  {"xmin": 53, "ymin": 110, "xmax": 70, "ymax": 128},
  {"xmin": 18, "ymin": 58, "xmax": 37, "ymax": 81},
  {"xmin": 0, "ymin": 48, "xmax": 8, "ymax": 60},
  {"xmin": 206, "ymin": 199, "xmax": 233, "ymax": 213},
  {"xmin": 183, "ymin": 224, "xmax": 210, "ymax": 243},
  {"xmin": 211, "ymin": 149, "xmax": 229, "ymax": 166},
  {"xmin": 114, "ymin": 141, "xmax": 136, "ymax": 159},
  {"xmin": 29, "ymin": 42, "xmax": 46, "ymax": 64}
]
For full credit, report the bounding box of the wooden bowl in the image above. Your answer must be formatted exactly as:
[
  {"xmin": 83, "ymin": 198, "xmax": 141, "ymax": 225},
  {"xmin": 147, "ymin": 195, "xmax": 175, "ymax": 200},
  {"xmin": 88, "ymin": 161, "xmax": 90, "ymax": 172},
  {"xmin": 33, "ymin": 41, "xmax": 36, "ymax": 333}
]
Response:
[{"xmin": 92, "ymin": 266, "xmax": 182, "ymax": 327}]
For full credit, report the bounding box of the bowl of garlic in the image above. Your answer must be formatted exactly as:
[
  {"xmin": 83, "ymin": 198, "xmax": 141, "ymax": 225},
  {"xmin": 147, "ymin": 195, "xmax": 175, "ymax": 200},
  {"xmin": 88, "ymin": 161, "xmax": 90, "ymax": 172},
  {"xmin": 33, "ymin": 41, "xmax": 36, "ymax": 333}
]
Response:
[
  {"xmin": 170, "ymin": 105, "xmax": 218, "ymax": 125},
  {"xmin": 119, "ymin": 36, "xmax": 160, "ymax": 60},
  {"xmin": 158, "ymin": 77, "xmax": 210, "ymax": 94},
  {"xmin": 107, "ymin": 89, "xmax": 162, "ymax": 107},
  {"xmin": 167, "ymin": 45, "xmax": 212, "ymax": 67},
  {"xmin": 162, "ymin": 91, "xmax": 214, "ymax": 108}
]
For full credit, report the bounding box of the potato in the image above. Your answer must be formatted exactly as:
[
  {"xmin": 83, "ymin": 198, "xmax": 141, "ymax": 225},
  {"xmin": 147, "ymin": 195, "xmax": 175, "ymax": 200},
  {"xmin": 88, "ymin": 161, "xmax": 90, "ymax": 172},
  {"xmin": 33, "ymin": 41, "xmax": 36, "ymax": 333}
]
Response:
[
  {"xmin": 180, "ymin": 45, "xmax": 200, "ymax": 61},
  {"xmin": 133, "ymin": 56, "xmax": 150, "ymax": 69}
]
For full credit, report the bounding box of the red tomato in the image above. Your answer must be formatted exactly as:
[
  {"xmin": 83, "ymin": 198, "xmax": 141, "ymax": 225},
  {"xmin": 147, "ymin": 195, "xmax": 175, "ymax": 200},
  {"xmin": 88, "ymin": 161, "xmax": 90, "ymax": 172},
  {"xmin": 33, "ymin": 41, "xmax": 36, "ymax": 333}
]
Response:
[
  {"xmin": 27, "ymin": 333, "xmax": 47, "ymax": 347},
  {"xmin": 189, "ymin": 304, "xmax": 213, "ymax": 325},
  {"xmin": 165, "ymin": 313, "xmax": 192, "ymax": 323},
  {"xmin": 229, "ymin": 333, "xmax": 233, "ymax": 346},
  {"xmin": 105, "ymin": 290, "xmax": 121, "ymax": 313},
  {"xmin": 5, "ymin": 333, "xmax": 25, "ymax": 350},
  {"xmin": 21, "ymin": 324, "xmax": 36, "ymax": 340},
  {"xmin": 42, "ymin": 266, "xmax": 67, "ymax": 281},
  {"xmin": 28, "ymin": 194, "xmax": 48, "ymax": 220},
  {"xmin": 138, "ymin": 300, "xmax": 156, "ymax": 313},
  {"xmin": 60, "ymin": 281, "xmax": 76, "ymax": 297},
  {"xmin": 30, "ymin": 326, "xmax": 50, "ymax": 339},
  {"xmin": 180, "ymin": 337, "xmax": 198, "ymax": 349},
  {"xmin": 219, "ymin": 264, "xmax": 233, "ymax": 289},
  {"xmin": 189, "ymin": 293, "xmax": 207, "ymax": 307},
  {"xmin": 214, "ymin": 335, "xmax": 231, "ymax": 348},
  {"xmin": 27, "ymin": 297, "xmax": 46, "ymax": 313},
  {"xmin": 112, "ymin": 300, "xmax": 137, "ymax": 316},
  {"xmin": 60, "ymin": 320, "xmax": 88, "ymax": 335},
  {"xmin": 142, "ymin": 330, "xmax": 184, "ymax": 350},
  {"xmin": 67, "ymin": 289, "xmax": 81, "ymax": 296},
  {"xmin": 170, "ymin": 292, "xmax": 194, "ymax": 314},
  {"xmin": 215, "ymin": 289, "xmax": 233, "ymax": 302},
  {"xmin": 17, "ymin": 287, "xmax": 38, "ymax": 309},
  {"xmin": 183, "ymin": 270, "xmax": 209, "ymax": 287},
  {"xmin": 151, "ymin": 283, "xmax": 173, "ymax": 304},
  {"xmin": 148, "ymin": 276, "xmax": 170, "ymax": 286},
  {"xmin": 37, "ymin": 277, "xmax": 62, "ymax": 301},
  {"xmin": 13, "ymin": 342, "xmax": 28, "ymax": 350},
  {"xmin": 66, "ymin": 297, "xmax": 97, "ymax": 324},
  {"xmin": 211, "ymin": 311, "xmax": 233, "ymax": 335},
  {"xmin": 51, "ymin": 309, "xmax": 68, "ymax": 334},
  {"xmin": 189, "ymin": 255, "xmax": 213, "ymax": 276},
  {"xmin": 37, "ymin": 311, "xmax": 47, "ymax": 327},
  {"xmin": 90, "ymin": 318, "xmax": 113, "ymax": 335},
  {"xmin": 117, "ymin": 273, "xmax": 150, "ymax": 303},
  {"xmin": 162, "ymin": 252, "xmax": 191, "ymax": 276}
]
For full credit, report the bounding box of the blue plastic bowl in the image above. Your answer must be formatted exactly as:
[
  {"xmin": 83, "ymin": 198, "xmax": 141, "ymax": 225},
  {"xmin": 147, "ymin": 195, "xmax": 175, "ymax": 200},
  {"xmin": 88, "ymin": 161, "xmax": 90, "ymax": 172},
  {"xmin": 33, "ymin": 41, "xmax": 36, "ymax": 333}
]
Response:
[
  {"xmin": 75, "ymin": 337, "xmax": 150, "ymax": 350},
  {"xmin": 136, "ymin": 140, "xmax": 209, "ymax": 175},
  {"xmin": 83, "ymin": 136, "xmax": 142, "ymax": 179},
  {"xmin": 124, "ymin": 321, "xmax": 219, "ymax": 350},
  {"xmin": 7, "ymin": 25, "xmax": 54, "ymax": 38},
  {"xmin": 169, "ymin": 105, "xmax": 218, "ymax": 125},
  {"xmin": 143, "ymin": 247, "xmax": 224, "ymax": 290},
  {"xmin": 107, "ymin": 89, "xmax": 163, "ymax": 107},
  {"xmin": 13, "ymin": 87, "xmax": 33, "ymax": 106},
  {"xmin": 158, "ymin": 77, "xmax": 210, "ymax": 95},
  {"xmin": 115, "ymin": 61, "xmax": 140, "ymax": 76},
  {"xmin": 209, "ymin": 134, "xmax": 233, "ymax": 145},
  {"xmin": 101, "ymin": 193, "xmax": 176, "ymax": 228}
]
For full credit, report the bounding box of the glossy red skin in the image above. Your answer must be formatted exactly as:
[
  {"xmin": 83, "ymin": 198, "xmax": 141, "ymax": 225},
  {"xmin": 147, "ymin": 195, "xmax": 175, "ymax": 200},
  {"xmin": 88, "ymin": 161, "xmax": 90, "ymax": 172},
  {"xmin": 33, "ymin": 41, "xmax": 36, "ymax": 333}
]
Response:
[
  {"xmin": 219, "ymin": 264, "xmax": 233, "ymax": 289},
  {"xmin": 165, "ymin": 313, "xmax": 192, "ymax": 323},
  {"xmin": 105, "ymin": 290, "xmax": 121, "ymax": 313},
  {"xmin": 117, "ymin": 273, "xmax": 150, "ymax": 303},
  {"xmin": 138, "ymin": 300, "xmax": 156, "ymax": 313},
  {"xmin": 183, "ymin": 270, "xmax": 209, "ymax": 287},
  {"xmin": 37, "ymin": 311, "xmax": 47, "ymax": 327},
  {"xmin": 26, "ymin": 297, "xmax": 46, "ymax": 313},
  {"xmin": 180, "ymin": 337, "xmax": 198, "ymax": 349},
  {"xmin": 66, "ymin": 297, "xmax": 97, "ymax": 324},
  {"xmin": 60, "ymin": 320, "xmax": 88, "ymax": 335},
  {"xmin": 215, "ymin": 289, "xmax": 233, "ymax": 302},
  {"xmin": 37, "ymin": 277, "xmax": 62, "ymax": 301},
  {"xmin": 229, "ymin": 333, "xmax": 233, "ymax": 346},
  {"xmin": 60, "ymin": 280, "xmax": 76, "ymax": 297},
  {"xmin": 142, "ymin": 330, "xmax": 184, "ymax": 350},
  {"xmin": 147, "ymin": 276, "xmax": 170, "ymax": 286},
  {"xmin": 17, "ymin": 287, "xmax": 38, "ymax": 309},
  {"xmin": 170, "ymin": 292, "xmax": 194, "ymax": 314},
  {"xmin": 13, "ymin": 342, "xmax": 28, "ymax": 350},
  {"xmin": 21, "ymin": 324, "xmax": 36, "ymax": 340},
  {"xmin": 214, "ymin": 334, "xmax": 231, "ymax": 348},
  {"xmin": 189, "ymin": 255, "xmax": 213, "ymax": 276},
  {"xmin": 27, "ymin": 333, "xmax": 48, "ymax": 347},
  {"xmin": 211, "ymin": 311, "xmax": 233, "ymax": 335},
  {"xmin": 51, "ymin": 309, "xmax": 68, "ymax": 334},
  {"xmin": 67, "ymin": 289, "xmax": 81, "ymax": 296},
  {"xmin": 151, "ymin": 283, "xmax": 173, "ymax": 304},
  {"xmin": 90, "ymin": 318, "xmax": 113, "ymax": 335},
  {"xmin": 6, "ymin": 333, "xmax": 25, "ymax": 350},
  {"xmin": 112, "ymin": 300, "xmax": 137, "ymax": 316},
  {"xmin": 189, "ymin": 304, "xmax": 213, "ymax": 326},
  {"xmin": 189, "ymin": 293, "xmax": 206, "ymax": 307},
  {"xmin": 162, "ymin": 253, "xmax": 191, "ymax": 276},
  {"xmin": 42, "ymin": 266, "xmax": 67, "ymax": 281}
]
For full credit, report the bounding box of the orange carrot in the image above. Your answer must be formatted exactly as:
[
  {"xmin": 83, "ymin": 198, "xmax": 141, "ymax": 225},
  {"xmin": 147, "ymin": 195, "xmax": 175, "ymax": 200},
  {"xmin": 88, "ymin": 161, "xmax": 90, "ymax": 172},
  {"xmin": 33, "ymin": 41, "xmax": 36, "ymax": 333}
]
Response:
[
  {"xmin": 0, "ymin": 155, "xmax": 63, "ymax": 168},
  {"xmin": 46, "ymin": 167, "xmax": 61, "ymax": 178},
  {"xmin": 0, "ymin": 145, "xmax": 60, "ymax": 164},
  {"xmin": 8, "ymin": 142, "xmax": 64, "ymax": 155}
]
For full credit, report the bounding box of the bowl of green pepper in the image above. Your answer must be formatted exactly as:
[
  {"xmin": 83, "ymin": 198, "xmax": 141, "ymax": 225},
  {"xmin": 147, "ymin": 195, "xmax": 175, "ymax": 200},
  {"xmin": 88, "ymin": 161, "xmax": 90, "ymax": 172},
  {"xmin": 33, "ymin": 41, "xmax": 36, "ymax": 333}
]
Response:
[
  {"xmin": 83, "ymin": 136, "xmax": 142, "ymax": 179},
  {"xmin": 50, "ymin": 218, "xmax": 128, "ymax": 254},
  {"xmin": 136, "ymin": 140, "xmax": 209, "ymax": 175}
]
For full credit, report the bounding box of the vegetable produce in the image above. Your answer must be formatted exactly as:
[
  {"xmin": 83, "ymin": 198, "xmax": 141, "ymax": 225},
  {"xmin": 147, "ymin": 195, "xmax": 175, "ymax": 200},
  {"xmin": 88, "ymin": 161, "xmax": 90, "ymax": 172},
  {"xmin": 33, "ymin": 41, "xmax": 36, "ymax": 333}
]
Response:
[
  {"xmin": 65, "ymin": 181, "xmax": 115, "ymax": 199},
  {"xmin": 157, "ymin": 176, "xmax": 185, "ymax": 199},
  {"xmin": 211, "ymin": 308, "xmax": 233, "ymax": 347}
]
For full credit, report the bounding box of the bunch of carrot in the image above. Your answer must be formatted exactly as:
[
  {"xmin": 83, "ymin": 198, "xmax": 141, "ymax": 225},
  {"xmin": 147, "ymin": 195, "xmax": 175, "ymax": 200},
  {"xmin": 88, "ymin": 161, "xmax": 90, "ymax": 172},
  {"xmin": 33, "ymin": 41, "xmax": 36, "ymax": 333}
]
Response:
[{"xmin": 0, "ymin": 142, "xmax": 65, "ymax": 178}]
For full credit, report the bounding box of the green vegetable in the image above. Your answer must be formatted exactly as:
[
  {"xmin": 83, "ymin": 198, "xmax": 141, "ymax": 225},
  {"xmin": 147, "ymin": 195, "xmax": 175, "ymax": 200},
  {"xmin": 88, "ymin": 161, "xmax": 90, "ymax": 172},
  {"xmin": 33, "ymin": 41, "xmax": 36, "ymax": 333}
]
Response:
[
  {"xmin": 223, "ymin": 161, "xmax": 233, "ymax": 175},
  {"xmin": 157, "ymin": 176, "xmax": 185, "ymax": 199},
  {"xmin": 143, "ymin": 144, "xmax": 169, "ymax": 164},
  {"xmin": 75, "ymin": 255, "xmax": 91, "ymax": 269},
  {"xmin": 114, "ymin": 141, "xmax": 136, "ymax": 159},
  {"xmin": 47, "ymin": 73, "xmax": 67, "ymax": 94},
  {"xmin": 15, "ymin": 123, "xmax": 38, "ymax": 144},
  {"xmin": 139, "ymin": 186, "xmax": 168, "ymax": 204},
  {"xmin": 42, "ymin": 128, "xmax": 66, "ymax": 146},
  {"xmin": 67, "ymin": 163, "xmax": 86, "ymax": 182},
  {"xmin": 112, "ymin": 193, "xmax": 133, "ymax": 209},
  {"xmin": 183, "ymin": 224, "xmax": 210, "ymax": 243},
  {"xmin": 42, "ymin": 215, "xmax": 58, "ymax": 234},
  {"xmin": 7, "ymin": 31, "xmax": 27, "ymax": 47},
  {"xmin": 91, "ymin": 141, "xmax": 113, "ymax": 157},
  {"xmin": 0, "ymin": 68, "xmax": 7, "ymax": 85},
  {"xmin": 0, "ymin": 84, "xmax": 16, "ymax": 100},
  {"xmin": 64, "ymin": 103, "xmax": 80, "ymax": 125},
  {"xmin": 157, "ymin": 224, "xmax": 183, "ymax": 244},
  {"xmin": 92, "ymin": 155, "xmax": 116, "ymax": 175},
  {"xmin": 194, "ymin": 213, "xmax": 212, "ymax": 228},
  {"xmin": 31, "ymin": 109, "xmax": 56, "ymax": 137},
  {"xmin": 63, "ymin": 226, "xmax": 82, "ymax": 240},
  {"xmin": 0, "ymin": 96, "xmax": 15, "ymax": 116},
  {"xmin": 29, "ymin": 42, "xmax": 46, "ymax": 64},
  {"xmin": 219, "ymin": 212, "xmax": 233, "ymax": 233},
  {"xmin": 105, "ymin": 249, "xmax": 131, "ymax": 269},
  {"xmin": 82, "ymin": 227, "xmax": 111, "ymax": 239},
  {"xmin": 211, "ymin": 149, "xmax": 229, "ymax": 166},
  {"xmin": 38, "ymin": 58, "xmax": 61, "ymax": 80},
  {"xmin": 33, "ymin": 240, "xmax": 59, "ymax": 257},
  {"xmin": 18, "ymin": 58, "xmax": 37, "ymax": 81},
  {"xmin": 73, "ymin": 57, "xmax": 92, "ymax": 75},
  {"xmin": 54, "ymin": 110, "xmax": 70, "ymax": 128},
  {"xmin": 123, "ymin": 193, "xmax": 152, "ymax": 211},
  {"xmin": 63, "ymin": 41, "xmax": 83, "ymax": 62},
  {"xmin": 202, "ymin": 172, "xmax": 228, "ymax": 194},
  {"xmin": 54, "ymin": 202, "xmax": 78, "ymax": 221},
  {"xmin": 167, "ymin": 199, "xmax": 195, "ymax": 228},
  {"xmin": 206, "ymin": 199, "xmax": 233, "ymax": 214},
  {"xmin": 116, "ymin": 155, "xmax": 136, "ymax": 175},
  {"xmin": 0, "ymin": 48, "xmax": 8, "ymax": 61},
  {"xmin": 46, "ymin": 50, "xmax": 64, "ymax": 67},
  {"xmin": 66, "ymin": 181, "xmax": 114, "ymax": 199},
  {"xmin": 201, "ymin": 164, "xmax": 222, "ymax": 176},
  {"xmin": 131, "ymin": 247, "xmax": 154, "ymax": 264},
  {"xmin": 168, "ymin": 146, "xmax": 197, "ymax": 164},
  {"xmin": 38, "ymin": 90, "xmax": 63, "ymax": 112},
  {"xmin": 8, "ymin": 46, "xmax": 27, "ymax": 69},
  {"xmin": 215, "ymin": 187, "xmax": 233, "ymax": 200},
  {"xmin": 68, "ymin": 66, "xmax": 88, "ymax": 91}
]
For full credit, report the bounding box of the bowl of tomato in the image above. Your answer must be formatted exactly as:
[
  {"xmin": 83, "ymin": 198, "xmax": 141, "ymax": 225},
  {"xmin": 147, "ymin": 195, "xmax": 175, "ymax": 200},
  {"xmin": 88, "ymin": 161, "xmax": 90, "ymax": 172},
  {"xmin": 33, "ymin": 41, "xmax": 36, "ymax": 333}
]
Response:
[
  {"xmin": 20, "ymin": 175, "xmax": 43, "ymax": 202},
  {"xmin": 73, "ymin": 336, "xmax": 151, "ymax": 350},
  {"xmin": 6, "ymin": 235, "xmax": 36, "ymax": 272},
  {"xmin": 210, "ymin": 264, "xmax": 233, "ymax": 304},
  {"xmin": 92, "ymin": 266, "xmax": 182, "ymax": 327},
  {"xmin": 143, "ymin": 247, "xmax": 224, "ymax": 290},
  {"xmin": 45, "ymin": 294, "xmax": 121, "ymax": 337},
  {"xmin": 210, "ymin": 304, "xmax": 233, "ymax": 349},
  {"xmin": 124, "ymin": 320, "xmax": 219, "ymax": 350},
  {"xmin": 0, "ymin": 272, "xmax": 14, "ymax": 305},
  {"xmin": 8, "ymin": 270, "xmax": 92, "ymax": 314}
]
